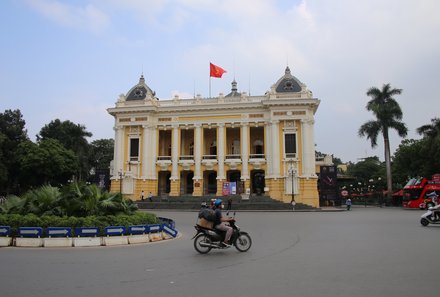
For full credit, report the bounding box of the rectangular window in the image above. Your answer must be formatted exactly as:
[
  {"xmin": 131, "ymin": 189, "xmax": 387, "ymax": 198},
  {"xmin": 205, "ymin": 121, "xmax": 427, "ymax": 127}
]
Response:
[
  {"xmin": 284, "ymin": 134, "xmax": 296, "ymax": 158},
  {"xmin": 130, "ymin": 138, "xmax": 139, "ymax": 161}
]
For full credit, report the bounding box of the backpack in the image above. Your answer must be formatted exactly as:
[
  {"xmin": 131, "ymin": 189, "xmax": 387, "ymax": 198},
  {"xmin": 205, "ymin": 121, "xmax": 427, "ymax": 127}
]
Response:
[{"xmin": 198, "ymin": 208, "xmax": 216, "ymax": 222}]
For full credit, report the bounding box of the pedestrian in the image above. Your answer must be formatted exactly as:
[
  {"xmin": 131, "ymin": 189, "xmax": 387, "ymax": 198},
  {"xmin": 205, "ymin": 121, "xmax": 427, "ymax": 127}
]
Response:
[
  {"xmin": 346, "ymin": 197, "xmax": 352, "ymax": 211},
  {"xmin": 291, "ymin": 199, "xmax": 296, "ymax": 211},
  {"xmin": 149, "ymin": 192, "xmax": 153, "ymax": 202},
  {"xmin": 227, "ymin": 197, "xmax": 232, "ymax": 210},
  {"xmin": 140, "ymin": 190, "xmax": 144, "ymax": 201}
]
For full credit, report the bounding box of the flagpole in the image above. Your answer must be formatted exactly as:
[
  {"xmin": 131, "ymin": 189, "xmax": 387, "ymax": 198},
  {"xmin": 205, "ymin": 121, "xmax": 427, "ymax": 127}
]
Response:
[{"xmin": 209, "ymin": 76, "xmax": 211, "ymax": 98}]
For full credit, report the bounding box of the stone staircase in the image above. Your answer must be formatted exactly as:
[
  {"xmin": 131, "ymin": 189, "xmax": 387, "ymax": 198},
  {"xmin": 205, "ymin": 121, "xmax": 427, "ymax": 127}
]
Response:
[{"xmin": 136, "ymin": 195, "xmax": 315, "ymax": 211}]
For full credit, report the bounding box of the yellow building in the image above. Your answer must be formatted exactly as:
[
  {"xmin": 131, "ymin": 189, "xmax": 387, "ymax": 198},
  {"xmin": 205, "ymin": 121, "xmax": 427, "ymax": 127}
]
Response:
[{"xmin": 107, "ymin": 67, "xmax": 321, "ymax": 207}]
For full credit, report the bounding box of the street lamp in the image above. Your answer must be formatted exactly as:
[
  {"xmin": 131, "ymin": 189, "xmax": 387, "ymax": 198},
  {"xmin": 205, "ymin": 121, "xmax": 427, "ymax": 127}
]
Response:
[
  {"xmin": 289, "ymin": 162, "xmax": 296, "ymax": 204},
  {"xmin": 118, "ymin": 170, "xmax": 123, "ymax": 194}
]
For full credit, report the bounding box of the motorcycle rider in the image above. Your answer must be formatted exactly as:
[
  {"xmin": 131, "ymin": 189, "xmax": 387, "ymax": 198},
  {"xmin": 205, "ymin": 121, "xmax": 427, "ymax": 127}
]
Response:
[
  {"xmin": 213, "ymin": 199, "xmax": 233, "ymax": 247},
  {"xmin": 427, "ymin": 192, "xmax": 440, "ymax": 220}
]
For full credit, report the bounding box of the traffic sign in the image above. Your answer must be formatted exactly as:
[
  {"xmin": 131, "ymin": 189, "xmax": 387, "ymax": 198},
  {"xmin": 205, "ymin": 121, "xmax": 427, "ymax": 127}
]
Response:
[
  {"xmin": 47, "ymin": 227, "xmax": 72, "ymax": 237},
  {"xmin": 75, "ymin": 227, "xmax": 99, "ymax": 237},
  {"xmin": 105, "ymin": 226, "xmax": 126, "ymax": 236},
  {"xmin": 19, "ymin": 227, "xmax": 43, "ymax": 238},
  {"xmin": 128, "ymin": 225, "xmax": 147, "ymax": 235},
  {"xmin": 147, "ymin": 224, "xmax": 162, "ymax": 233},
  {"xmin": 0, "ymin": 226, "xmax": 11, "ymax": 237},
  {"xmin": 162, "ymin": 224, "xmax": 178, "ymax": 237}
]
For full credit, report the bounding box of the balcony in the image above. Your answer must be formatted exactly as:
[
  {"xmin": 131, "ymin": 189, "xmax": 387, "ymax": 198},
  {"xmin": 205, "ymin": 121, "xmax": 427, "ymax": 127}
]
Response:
[
  {"xmin": 225, "ymin": 154, "xmax": 242, "ymax": 170},
  {"xmin": 179, "ymin": 155, "xmax": 194, "ymax": 171},
  {"xmin": 249, "ymin": 154, "xmax": 266, "ymax": 169},
  {"xmin": 285, "ymin": 153, "xmax": 298, "ymax": 161},
  {"xmin": 156, "ymin": 155, "xmax": 171, "ymax": 171},
  {"xmin": 202, "ymin": 155, "xmax": 217, "ymax": 170}
]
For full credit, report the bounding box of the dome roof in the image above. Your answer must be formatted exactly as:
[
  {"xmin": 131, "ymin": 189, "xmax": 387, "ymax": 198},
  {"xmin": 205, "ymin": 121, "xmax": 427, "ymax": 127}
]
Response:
[
  {"xmin": 126, "ymin": 75, "xmax": 156, "ymax": 101},
  {"xmin": 273, "ymin": 66, "xmax": 303, "ymax": 93},
  {"xmin": 225, "ymin": 79, "xmax": 241, "ymax": 97}
]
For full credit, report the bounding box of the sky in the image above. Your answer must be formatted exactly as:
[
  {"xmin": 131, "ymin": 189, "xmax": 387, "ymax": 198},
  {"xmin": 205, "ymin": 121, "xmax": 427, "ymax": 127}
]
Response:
[{"xmin": 1, "ymin": 0, "xmax": 439, "ymax": 163}]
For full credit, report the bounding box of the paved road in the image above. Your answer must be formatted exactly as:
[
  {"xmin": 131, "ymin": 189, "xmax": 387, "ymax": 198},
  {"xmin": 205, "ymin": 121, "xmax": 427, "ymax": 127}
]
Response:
[{"xmin": 0, "ymin": 208, "xmax": 439, "ymax": 297}]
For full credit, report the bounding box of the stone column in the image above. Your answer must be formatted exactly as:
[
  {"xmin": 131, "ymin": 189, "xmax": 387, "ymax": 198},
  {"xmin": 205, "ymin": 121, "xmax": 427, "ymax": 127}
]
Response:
[
  {"xmin": 141, "ymin": 125, "xmax": 149, "ymax": 179},
  {"xmin": 193, "ymin": 124, "xmax": 203, "ymax": 196},
  {"xmin": 194, "ymin": 124, "xmax": 202, "ymax": 180},
  {"xmin": 169, "ymin": 124, "xmax": 180, "ymax": 196},
  {"xmin": 271, "ymin": 120, "xmax": 280, "ymax": 177},
  {"xmin": 171, "ymin": 124, "xmax": 179, "ymax": 180},
  {"xmin": 149, "ymin": 125, "xmax": 157, "ymax": 179},
  {"xmin": 264, "ymin": 121, "xmax": 273, "ymax": 178},
  {"xmin": 113, "ymin": 126, "xmax": 125, "ymax": 178},
  {"xmin": 241, "ymin": 122, "xmax": 250, "ymax": 180},
  {"xmin": 301, "ymin": 118, "xmax": 316, "ymax": 177},
  {"xmin": 217, "ymin": 123, "xmax": 225, "ymax": 180}
]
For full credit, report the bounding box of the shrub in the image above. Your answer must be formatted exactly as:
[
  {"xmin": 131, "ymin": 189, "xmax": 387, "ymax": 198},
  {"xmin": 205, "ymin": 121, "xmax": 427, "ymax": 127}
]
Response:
[{"xmin": 0, "ymin": 213, "xmax": 158, "ymax": 237}]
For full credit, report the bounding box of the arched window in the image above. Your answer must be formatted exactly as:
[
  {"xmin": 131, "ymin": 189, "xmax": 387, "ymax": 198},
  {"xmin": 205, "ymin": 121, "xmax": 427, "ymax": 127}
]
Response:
[
  {"xmin": 232, "ymin": 139, "xmax": 240, "ymax": 155},
  {"xmin": 210, "ymin": 141, "xmax": 217, "ymax": 156},
  {"xmin": 253, "ymin": 139, "xmax": 264, "ymax": 155}
]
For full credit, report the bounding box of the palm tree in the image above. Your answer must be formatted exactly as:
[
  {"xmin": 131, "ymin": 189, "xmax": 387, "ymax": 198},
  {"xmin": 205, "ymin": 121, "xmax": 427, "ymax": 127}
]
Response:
[
  {"xmin": 358, "ymin": 84, "xmax": 408, "ymax": 203},
  {"xmin": 416, "ymin": 118, "xmax": 440, "ymax": 175},
  {"xmin": 417, "ymin": 118, "xmax": 440, "ymax": 138}
]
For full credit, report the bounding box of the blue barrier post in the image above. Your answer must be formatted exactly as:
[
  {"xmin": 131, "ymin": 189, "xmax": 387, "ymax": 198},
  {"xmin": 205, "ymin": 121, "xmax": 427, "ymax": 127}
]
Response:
[
  {"xmin": 105, "ymin": 226, "xmax": 126, "ymax": 236},
  {"xmin": 128, "ymin": 225, "xmax": 148, "ymax": 235},
  {"xmin": 19, "ymin": 227, "xmax": 43, "ymax": 238},
  {"xmin": 0, "ymin": 226, "xmax": 11, "ymax": 237},
  {"xmin": 75, "ymin": 227, "xmax": 99, "ymax": 237}
]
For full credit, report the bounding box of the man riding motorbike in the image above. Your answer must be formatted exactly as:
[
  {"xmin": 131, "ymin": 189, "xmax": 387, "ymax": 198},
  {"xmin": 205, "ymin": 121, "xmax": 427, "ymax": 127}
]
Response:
[{"xmin": 213, "ymin": 199, "xmax": 233, "ymax": 247}]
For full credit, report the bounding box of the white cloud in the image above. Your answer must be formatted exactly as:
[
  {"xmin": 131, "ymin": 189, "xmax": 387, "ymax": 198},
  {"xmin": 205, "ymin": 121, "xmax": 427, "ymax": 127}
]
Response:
[{"xmin": 27, "ymin": 0, "xmax": 110, "ymax": 33}]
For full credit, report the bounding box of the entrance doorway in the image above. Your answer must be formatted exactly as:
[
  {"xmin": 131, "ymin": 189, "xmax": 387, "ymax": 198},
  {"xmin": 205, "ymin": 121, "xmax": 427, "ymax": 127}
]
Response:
[
  {"xmin": 204, "ymin": 171, "xmax": 217, "ymax": 195},
  {"xmin": 158, "ymin": 171, "xmax": 171, "ymax": 196},
  {"xmin": 180, "ymin": 171, "xmax": 194, "ymax": 195},
  {"xmin": 251, "ymin": 170, "xmax": 265, "ymax": 195}
]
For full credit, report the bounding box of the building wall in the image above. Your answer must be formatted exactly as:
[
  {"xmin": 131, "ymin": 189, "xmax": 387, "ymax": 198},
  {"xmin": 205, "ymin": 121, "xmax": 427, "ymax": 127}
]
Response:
[{"xmin": 108, "ymin": 69, "xmax": 320, "ymax": 207}]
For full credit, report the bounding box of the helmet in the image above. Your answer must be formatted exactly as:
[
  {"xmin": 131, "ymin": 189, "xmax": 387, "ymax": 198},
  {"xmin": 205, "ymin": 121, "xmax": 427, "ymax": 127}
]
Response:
[{"xmin": 214, "ymin": 199, "xmax": 223, "ymax": 207}]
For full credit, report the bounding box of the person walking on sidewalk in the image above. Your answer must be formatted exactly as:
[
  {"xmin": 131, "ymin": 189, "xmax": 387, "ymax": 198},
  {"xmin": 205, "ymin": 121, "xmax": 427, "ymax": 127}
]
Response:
[
  {"xmin": 346, "ymin": 198, "xmax": 352, "ymax": 211},
  {"xmin": 291, "ymin": 199, "xmax": 296, "ymax": 212},
  {"xmin": 140, "ymin": 190, "xmax": 145, "ymax": 201}
]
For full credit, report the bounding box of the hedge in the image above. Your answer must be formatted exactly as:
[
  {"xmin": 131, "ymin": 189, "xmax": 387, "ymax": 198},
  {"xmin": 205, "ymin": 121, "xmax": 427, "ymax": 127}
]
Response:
[{"xmin": 0, "ymin": 212, "xmax": 158, "ymax": 237}]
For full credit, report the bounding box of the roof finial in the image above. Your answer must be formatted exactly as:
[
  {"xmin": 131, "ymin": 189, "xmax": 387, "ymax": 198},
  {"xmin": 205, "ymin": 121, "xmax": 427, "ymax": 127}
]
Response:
[{"xmin": 231, "ymin": 79, "xmax": 238, "ymax": 92}]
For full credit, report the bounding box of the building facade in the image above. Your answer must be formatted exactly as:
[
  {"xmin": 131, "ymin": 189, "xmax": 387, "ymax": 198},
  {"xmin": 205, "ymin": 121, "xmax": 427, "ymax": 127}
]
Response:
[{"xmin": 107, "ymin": 67, "xmax": 321, "ymax": 207}]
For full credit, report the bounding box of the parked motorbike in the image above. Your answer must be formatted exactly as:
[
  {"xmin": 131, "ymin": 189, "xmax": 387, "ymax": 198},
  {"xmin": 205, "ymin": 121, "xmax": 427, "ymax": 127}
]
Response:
[
  {"xmin": 192, "ymin": 215, "xmax": 252, "ymax": 254},
  {"xmin": 420, "ymin": 204, "xmax": 440, "ymax": 226}
]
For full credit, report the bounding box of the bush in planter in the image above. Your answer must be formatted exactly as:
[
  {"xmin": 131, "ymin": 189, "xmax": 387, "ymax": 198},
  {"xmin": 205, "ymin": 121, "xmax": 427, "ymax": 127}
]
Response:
[
  {"xmin": 0, "ymin": 213, "xmax": 158, "ymax": 237},
  {"xmin": 0, "ymin": 182, "xmax": 139, "ymax": 217}
]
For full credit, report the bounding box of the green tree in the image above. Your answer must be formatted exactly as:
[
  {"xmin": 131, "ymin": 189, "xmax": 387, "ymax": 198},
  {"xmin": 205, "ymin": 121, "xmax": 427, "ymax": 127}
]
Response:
[
  {"xmin": 37, "ymin": 119, "xmax": 92, "ymax": 180},
  {"xmin": 0, "ymin": 109, "xmax": 28, "ymax": 194},
  {"xmin": 89, "ymin": 139, "xmax": 114, "ymax": 170},
  {"xmin": 358, "ymin": 84, "xmax": 408, "ymax": 201},
  {"xmin": 417, "ymin": 117, "xmax": 440, "ymax": 138},
  {"xmin": 16, "ymin": 139, "xmax": 78, "ymax": 189},
  {"xmin": 347, "ymin": 156, "xmax": 385, "ymax": 182},
  {"xmin": 392, "ymin": 139, "xmax": 428, "ymax": 183},
  {"xmin": 416, "ymin": 118, "xmax": 440, "ymax": 175}
]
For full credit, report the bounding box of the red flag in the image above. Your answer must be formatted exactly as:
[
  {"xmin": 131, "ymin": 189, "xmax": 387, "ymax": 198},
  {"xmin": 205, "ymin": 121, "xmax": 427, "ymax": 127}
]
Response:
[{"xmin": 210, "ymin": 63, "xmax": 227, "ymax": 78}]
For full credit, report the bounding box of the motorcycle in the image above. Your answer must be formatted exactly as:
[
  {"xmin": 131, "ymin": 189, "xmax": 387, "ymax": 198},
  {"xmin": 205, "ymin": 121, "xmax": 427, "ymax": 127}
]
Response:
[
  {"xmin": 420, "ymin": 204, "xmax": 440, "ymax": 226},
  {"xmin": 192, "ymin": 214, "xmax": 252, "ymax": 254}
]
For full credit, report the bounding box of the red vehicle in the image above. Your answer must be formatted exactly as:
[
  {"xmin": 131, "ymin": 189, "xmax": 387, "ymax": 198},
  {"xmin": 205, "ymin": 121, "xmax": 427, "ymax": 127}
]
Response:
[{"xmin": 402, "ymin": 174, "xmax": 440, "ymax": 209}]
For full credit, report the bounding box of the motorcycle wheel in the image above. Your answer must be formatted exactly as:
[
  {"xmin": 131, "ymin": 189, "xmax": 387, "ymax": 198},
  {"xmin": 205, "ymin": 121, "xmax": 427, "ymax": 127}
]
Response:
[
  {"xmin": 420, "ymin": 218, "xmax": 429, "ymax": 227},
  {"xmin": 194, "ymin": 234, "xmax": 212, "ymax": 254},
  {"xmin": 234, "ymin": 232, "xmax": 252, "ymax": 252}
]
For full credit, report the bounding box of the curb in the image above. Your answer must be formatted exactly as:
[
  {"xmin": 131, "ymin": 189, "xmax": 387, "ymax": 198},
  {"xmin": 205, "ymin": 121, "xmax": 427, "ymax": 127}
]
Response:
[{"xmin": 1, "ymin": 230, "xmax": 179, "ymax": 248}]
